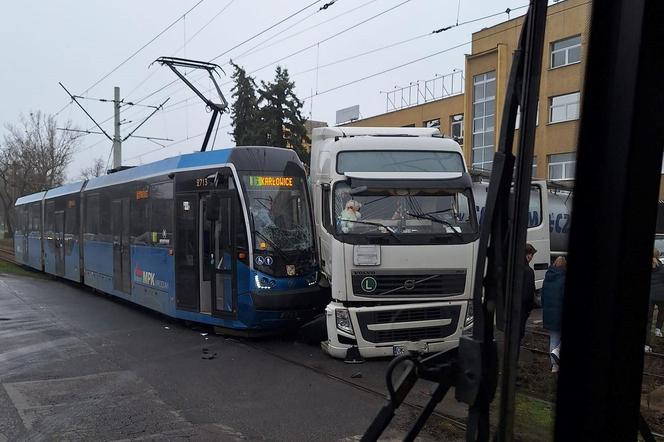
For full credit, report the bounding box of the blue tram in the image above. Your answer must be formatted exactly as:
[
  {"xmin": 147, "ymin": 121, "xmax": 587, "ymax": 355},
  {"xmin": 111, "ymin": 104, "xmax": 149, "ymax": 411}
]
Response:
[{"xmin": 13, "ymin": 147, "xmax": 326, "ymax": 332}]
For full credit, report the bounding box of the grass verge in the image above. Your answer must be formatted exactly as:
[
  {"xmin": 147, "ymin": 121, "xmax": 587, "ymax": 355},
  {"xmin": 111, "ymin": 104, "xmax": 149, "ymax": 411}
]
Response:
[{"xmin": 0, "ymin": 260, "xmax": 46, "ymax": 278}]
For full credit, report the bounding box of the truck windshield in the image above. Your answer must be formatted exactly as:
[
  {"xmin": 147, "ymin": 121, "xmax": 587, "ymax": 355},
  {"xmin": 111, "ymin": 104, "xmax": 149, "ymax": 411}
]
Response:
[
  {"xmin": 333, "ymin": 182, "xmax": 477, "ymax": 242},
  {"xmin": 241, "ymin": 174, "xmax": 313, "ymax": 253}
]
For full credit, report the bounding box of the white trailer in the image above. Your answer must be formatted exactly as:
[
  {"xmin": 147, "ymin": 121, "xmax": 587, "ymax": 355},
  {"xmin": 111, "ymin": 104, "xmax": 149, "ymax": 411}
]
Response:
[
  {"xmin": 471, "ymin": 178, "xmax": 553, "ymax": 290},
  {"xmin": 311, "ymin": 127, "xmax": 479, "ymax": 359}
]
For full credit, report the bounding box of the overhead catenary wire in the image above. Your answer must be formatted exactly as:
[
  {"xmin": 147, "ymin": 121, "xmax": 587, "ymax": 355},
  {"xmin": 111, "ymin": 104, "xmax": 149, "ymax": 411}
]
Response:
[
  {"xmin": 125, "ymin": 1, "xmax": 536, "ymax": 123},
  {"xmin": 226, "ymin": 0, "xmax": 357, "ymax": 65},
  {"xmin": 80, "ymin": 0, "xmax": 206, "ymax": 96},
  {"xmin": 131, "ymin": 0, "xmax": 324, "ymax": 107},
  {"xmin": 158, "ymin": 0, "xmax": 416, "ymax": 113},
  {"xmin": 132, "ymin": 0, "xmax": 330, "ymax": 108},
  {"xmin": 208, "ymin": 0, "xmax": 323, "ymax": 63},
  {"xmin": 158, "ymin": 2, "xmax": 527, "ymax": 116},
  {"xmin": 55, "ymin": 0, "xmax": 206, "ymax": 117},
  {"xmin": 224, "ymin": 0, "xmax": 413, "ymax": 76},
  {"xmin": 303, "ymin": 41, "xmax": 473, "ymax": 100},
  {"xmin": 124, "ymin": 0, "xmax": 237, "ymax": 100}
]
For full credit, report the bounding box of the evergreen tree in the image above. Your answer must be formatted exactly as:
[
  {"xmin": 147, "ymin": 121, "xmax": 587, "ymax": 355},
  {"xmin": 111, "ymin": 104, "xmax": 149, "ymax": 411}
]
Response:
[
  {"xmin": 229, "ymin": 61, "xmax": 261, "ymax": 146},
  {"xmin": 257, "ymin": 66, "xmax": 311, "ymax": 164}
]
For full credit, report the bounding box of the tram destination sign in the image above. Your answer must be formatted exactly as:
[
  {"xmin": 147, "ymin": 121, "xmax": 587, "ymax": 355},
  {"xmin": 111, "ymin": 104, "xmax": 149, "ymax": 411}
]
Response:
[{"xmin": 248, "ymin": 176, "xmax": 294, "ymax": 188}]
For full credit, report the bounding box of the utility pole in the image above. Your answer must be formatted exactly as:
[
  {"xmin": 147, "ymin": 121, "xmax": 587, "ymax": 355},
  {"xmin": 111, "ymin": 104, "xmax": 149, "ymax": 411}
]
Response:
[
  {"xmin": 58, "ymin": 83, "xmax": 172, "ymax": 172},
  {"xmin": 112, "ymin": 86, "xmax": 122, "ymax": 169}
]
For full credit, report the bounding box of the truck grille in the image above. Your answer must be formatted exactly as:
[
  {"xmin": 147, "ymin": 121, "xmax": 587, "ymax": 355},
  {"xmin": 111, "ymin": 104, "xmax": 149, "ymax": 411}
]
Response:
[
  {"xmin": 351, "ymin": 271, "xmax": 466, "ymax": 297},
  {"xmin": 356, "ymin": 305, "xmax": 461, "ymax": 344}
]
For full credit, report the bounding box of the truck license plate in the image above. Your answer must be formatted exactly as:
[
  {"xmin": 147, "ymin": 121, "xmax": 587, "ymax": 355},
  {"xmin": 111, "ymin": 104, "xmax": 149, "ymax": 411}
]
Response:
[{"xmin": 392, "ymin": 345, "xmax": 407, "ymax": 356}]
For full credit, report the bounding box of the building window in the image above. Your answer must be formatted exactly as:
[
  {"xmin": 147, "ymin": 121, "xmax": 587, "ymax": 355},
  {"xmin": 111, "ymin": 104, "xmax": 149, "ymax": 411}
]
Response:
[
  {"xmin": 450, "ymin": 114, "xmax": 464, "ymax": 145},
  {"xmin": 472, "ymin": 71, "xmax": 496, "ymax": 170},
  {"xmin": 424, "ymin": 118, "xmax": 440, "ymax": 128},
  {"xmin": 551, "ymin": 35, "xmax": 581, "ymax": 68},
  {"xmin": 549, "ymin": 92, "xmax": 580, "ymax": 123},
  {"xmin": 548, "ymin": 152, "xmax": 576, "ymax": 180},
  {"xmin": 402, "ymin": 123, "xmax": 415, "ymax": 128},
  {"xmin": 514, "ymin": 104, "xmax": 539, "ymax": 130}
]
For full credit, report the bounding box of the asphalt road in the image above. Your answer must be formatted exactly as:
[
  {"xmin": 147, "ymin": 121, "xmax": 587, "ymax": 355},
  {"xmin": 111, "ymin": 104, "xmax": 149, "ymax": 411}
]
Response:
[{"xmin": 0, "ymin": 273, "xmax": 464, "ymax": 441}]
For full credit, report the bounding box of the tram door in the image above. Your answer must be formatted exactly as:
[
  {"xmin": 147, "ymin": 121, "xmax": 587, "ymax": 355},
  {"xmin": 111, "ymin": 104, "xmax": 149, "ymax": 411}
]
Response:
[
  {"xmin": 54, "ymin": 211, "xmax": 65, "ymax": 276},
  {"xmin": 112, "ymin": 199, "xmax": 131, "ymax": 293},
  {"xmin": 200, "ymin": 192, "xmax": 236, "ymax": 317},
  {"xmin": 175, "ymin": 195, "xmax": 199, "ymax": 311}
]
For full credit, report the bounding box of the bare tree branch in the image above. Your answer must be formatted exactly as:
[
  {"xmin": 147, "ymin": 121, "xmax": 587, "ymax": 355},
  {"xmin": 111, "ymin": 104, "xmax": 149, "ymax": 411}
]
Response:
[{"xmin": 0, "ymin": 111, "xmax": 79, "ymax": 237}]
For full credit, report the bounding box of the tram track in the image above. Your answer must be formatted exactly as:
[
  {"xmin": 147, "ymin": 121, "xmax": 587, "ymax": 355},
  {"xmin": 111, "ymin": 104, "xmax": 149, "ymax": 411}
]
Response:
[
  {"xmin": 0, "ymin": 246, "xmax": 16, "ymax": 264},
  {"xmin": 239, "ymin": 337, "xmax": 664, "ymax": 439},
  {"xmin": 239, "ymin": 340, "xmax": 469, "ymax": 433}
]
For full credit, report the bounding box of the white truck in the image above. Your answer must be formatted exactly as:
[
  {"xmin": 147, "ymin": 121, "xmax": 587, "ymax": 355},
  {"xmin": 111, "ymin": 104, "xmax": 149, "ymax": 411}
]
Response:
[
  {"xmin": 311, "ymin": 127, "xmax": 480, "ymax": 359},
  {"xmin": 310, "ymin": 126, "xmax": 558, "ymax": 360}
]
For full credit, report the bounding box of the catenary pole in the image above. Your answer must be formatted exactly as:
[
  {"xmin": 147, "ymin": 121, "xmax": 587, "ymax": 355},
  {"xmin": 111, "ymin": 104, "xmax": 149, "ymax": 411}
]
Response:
[{"xmin": 112, "ymin": 87, "xmax": 122, "ymax": 169}]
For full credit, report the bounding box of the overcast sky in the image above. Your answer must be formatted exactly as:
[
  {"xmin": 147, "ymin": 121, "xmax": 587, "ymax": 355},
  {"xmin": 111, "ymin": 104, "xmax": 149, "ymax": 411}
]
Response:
[{"xmin": 0, "ymin": 0, "xmax": 531, "ymax": 181}]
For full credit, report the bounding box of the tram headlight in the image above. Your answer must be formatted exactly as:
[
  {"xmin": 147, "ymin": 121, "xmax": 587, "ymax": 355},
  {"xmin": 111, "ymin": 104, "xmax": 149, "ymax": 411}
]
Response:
[
  {"xmin": 335, "ymin": 309, "xmax": 354, "ymax": 335},
  {"xmin": 306, "ymin": 272, "xmax": 318, "ymax": 286},
  {"xmin": 255, "ymin": 274, "xmax": 276, "ymax": 289}
]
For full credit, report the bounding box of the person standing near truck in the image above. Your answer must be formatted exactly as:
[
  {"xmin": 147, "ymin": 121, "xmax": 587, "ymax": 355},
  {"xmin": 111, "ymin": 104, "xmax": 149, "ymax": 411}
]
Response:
[
  {"xmin": 542, "ymin": 256, "xmax": 567, "ymax": 372},
  {"xmin": 646, "ymin": 249, "xmax": 664, "ymax": 352},
  {"xmin": 520, "ymin": 243, "xmax": 538, "ymax": 346}
]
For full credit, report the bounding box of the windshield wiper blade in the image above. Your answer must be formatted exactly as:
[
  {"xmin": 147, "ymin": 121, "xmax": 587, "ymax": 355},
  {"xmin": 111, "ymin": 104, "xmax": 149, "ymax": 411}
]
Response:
[
  {"xmin": 419, "ymin": 208, "xmax": 454, "ymax": 216},
  {"xmin": 406, "ymin": 212, "xmax": 464, "ymax": 240},
  {"xmin": 343, "ymin": 219, "xmax": 401, "ymax": 242}
]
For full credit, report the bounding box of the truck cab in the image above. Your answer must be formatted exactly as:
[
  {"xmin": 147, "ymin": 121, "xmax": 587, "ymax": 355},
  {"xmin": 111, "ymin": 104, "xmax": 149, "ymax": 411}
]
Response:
[{"xmin": 310, "ymin": 127, "xmax": 478, "ymax": 359}]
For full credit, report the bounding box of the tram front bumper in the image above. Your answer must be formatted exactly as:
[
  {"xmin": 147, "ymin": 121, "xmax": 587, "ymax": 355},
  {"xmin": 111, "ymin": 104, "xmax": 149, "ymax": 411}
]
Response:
[{"xmin": 250, "ymin": 286, "xmax": 330, "ymax": 312}]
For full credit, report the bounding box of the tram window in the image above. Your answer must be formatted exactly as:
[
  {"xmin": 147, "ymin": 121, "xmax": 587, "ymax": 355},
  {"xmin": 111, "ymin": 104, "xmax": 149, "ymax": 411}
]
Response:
[
  {"xmin": 66, "ymin": 201, "xmax": 78, "ymax": 235},
  {"xmin": 131, "ymin": 190, "xmax": 150, "ymax": 245},
  {"xmin": 45, "ymin": 201, "xmax": 55, "ymax": 235},
  {"xmin": 235, "ymin": 195, "xmax": 248, "ymax": 252},
  {"xmin": 29, "ymin": 203, "xmax": 40, "ymax": 233},
  {"xmin": 85, "ymin": 194, "xmax": 99, "ymax": 239},
  {"xmin": 22, "ymin": 207, "xmax": 28, "ymax": 234},
  {"xmin": 98, "ymin": 193, "xmax": 111, "ymax": 239},
  {"xmin": 14, "ymin": 207, "xmax": 23, "ymax": 235},
  {"xmin": 150, "ymin": 182, "xmax": 173, "ymax": 247},
  {"xmin": 19, "ymin": 206, "xmax": 27, "ymax": 235}
]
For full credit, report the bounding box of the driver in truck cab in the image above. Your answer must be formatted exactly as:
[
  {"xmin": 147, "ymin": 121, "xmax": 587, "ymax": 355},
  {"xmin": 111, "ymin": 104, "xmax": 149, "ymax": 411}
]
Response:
[{"xmin": 339, "ymin": 199, "xmax": 362, "ymax": 233}]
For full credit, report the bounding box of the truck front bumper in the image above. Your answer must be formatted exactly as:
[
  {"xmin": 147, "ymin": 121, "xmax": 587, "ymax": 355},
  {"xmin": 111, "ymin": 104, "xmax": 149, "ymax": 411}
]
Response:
[{"xmin": 321, "ymin": 300, "xmax": 471, "ymax": 359}]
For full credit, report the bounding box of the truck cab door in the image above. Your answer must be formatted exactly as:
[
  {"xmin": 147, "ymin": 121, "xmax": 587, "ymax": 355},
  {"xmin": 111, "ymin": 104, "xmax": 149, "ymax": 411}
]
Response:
[{"xmin": 317, "ymin": 182, "xmax": 334, "ymax": 278}]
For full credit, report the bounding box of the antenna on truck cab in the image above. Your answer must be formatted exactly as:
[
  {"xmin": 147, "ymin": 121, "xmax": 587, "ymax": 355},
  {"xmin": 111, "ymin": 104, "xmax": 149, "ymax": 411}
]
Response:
[{"xmin": 154, "ymin": 57, "xmax": 229, "ymax": 152}]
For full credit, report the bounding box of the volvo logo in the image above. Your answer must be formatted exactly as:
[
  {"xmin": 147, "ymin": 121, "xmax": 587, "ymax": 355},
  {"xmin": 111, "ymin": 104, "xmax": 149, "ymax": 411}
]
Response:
[
  {"xmin": 361, "ymin": 276, "xmax": 377, "ymax": 293},
  {"xmin": 403, "ymin": 279, "xmax": 416, "ymax": 291}
]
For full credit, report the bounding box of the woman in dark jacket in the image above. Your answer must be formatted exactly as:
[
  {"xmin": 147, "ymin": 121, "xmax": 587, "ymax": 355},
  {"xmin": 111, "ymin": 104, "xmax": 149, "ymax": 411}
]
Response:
[
  {"xmin": 542, "ymin": 256, "xmax": 566, "ymax": 372},
  {"xmin": 646, "ymin": 249, "xmax": 664, "ymax": 352}
]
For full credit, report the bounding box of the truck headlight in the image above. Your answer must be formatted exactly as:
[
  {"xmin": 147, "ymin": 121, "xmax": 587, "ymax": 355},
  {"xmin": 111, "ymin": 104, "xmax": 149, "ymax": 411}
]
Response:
[
  {"xmin": 464, "ymin": 302, "xmax": 474, "ymax": 328},
  {"xmin": 335, "ymin": 309, "xmax": 354, "ymax": 335}
]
